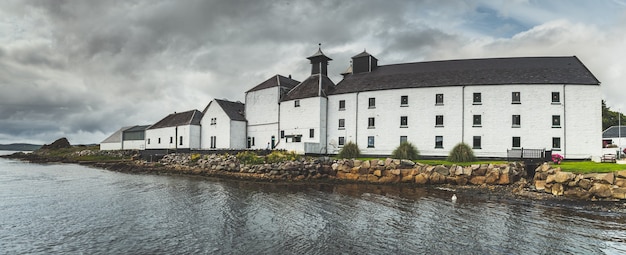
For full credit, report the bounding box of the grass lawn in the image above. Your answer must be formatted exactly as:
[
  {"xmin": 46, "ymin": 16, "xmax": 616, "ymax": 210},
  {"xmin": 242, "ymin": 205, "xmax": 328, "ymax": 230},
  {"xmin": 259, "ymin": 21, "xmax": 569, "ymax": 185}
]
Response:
[{"xmin": 556, "ymin": 161, "xmax": 626, "ymax": 174}]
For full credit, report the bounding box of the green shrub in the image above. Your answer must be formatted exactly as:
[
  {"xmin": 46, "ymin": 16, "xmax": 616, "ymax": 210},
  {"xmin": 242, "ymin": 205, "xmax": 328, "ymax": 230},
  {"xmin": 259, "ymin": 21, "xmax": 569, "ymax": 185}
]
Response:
[
  {"xmin": 265, "ymin": 150, "xmax": 300, "ymax": 164},
  {"xmin": 447, "ymin": 143, "xmax": 476, "ymax": 162},
  {"xmin": 190, "ymin": 153, "xmax": 202, "ymax": 162},
  {"xmin": 391, "ymin": 142, "xmax": 420, "ymax": 160},
  {"xmin": 236, "ymin": 151, "xmax": 264, "ymax": 165},
  {"xmin": 337, "ymin": 142, "xmax": 360, "ymax": 159}
]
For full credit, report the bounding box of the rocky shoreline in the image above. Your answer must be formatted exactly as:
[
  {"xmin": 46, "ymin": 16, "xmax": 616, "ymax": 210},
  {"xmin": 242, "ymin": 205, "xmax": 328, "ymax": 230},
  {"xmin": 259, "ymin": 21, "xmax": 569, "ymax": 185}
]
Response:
[{"xmin": 4, "ymin": 150, "xmax": 626, "ymax": 211}]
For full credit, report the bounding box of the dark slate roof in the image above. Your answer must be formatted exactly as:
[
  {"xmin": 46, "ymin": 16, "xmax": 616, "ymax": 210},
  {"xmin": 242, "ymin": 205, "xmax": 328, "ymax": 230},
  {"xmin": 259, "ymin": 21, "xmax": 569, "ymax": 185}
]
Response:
[
  {"xmin": 352, "ymin": 50, "xmax": 376, "ymax": 59},
  {"xmin": 332, "ymin": 56, "xmax": 600, "ymax": 95},
  {"xmin": 245, "ymin": 74, "xmax": 300, "ymax": 93},
  {"xmin": 148, "ymin": 109, "xmax": 203, "ymax": 129},
  {"xmin": 603, "ymin": 126, "xmax": 626, "ymax": 138},
  {"xmin": 281, "ymin": 74, "xmax": 336, "ymax": 101},
  {"xmin": 101, "ymin": 126, "xmax": 132, "ymax": 143},
  {"xmin": 124, "ymin": 125, "xmax": 150, "ymax": 133},
  {"xmin": 215, "ymin": 99, "xmax": 246, "ymax": 121},
  {"xmin": 308, "ymin": 48, "xmax": 332, "ymax": 61}
]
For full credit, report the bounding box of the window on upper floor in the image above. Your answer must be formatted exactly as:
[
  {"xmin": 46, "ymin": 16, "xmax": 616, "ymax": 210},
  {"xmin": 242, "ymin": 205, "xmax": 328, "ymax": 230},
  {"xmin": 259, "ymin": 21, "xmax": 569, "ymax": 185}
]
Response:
[
  {"xmin": 338, "ymin": 119, "xmax": 345, "ymax": 129},
  {"xmin": 368, "ymin": 97, "xmax": 376, "ymax": 108},
  {"xmin": 210, "ymin": 118, "xmax": 216, "ymax": 125},
  {"xmin": 553, "ymin": 137, "xmax": 561, "ymax": 151},
  {"xmin": 552, "ymin": 115, "xmax": 561, "ymax": 128},
  {"xmin": 368, "ymin": 117, "xmax": 375, "ymax": 129},
  {"xmin": 435, "ymin": 115, "xmax": 444, "ymax": 127},
  {"xmin": 294, "ymin": 100, "xmax": 300, "ymax": 107},
  {"xmin": 435, "ymin": 136, "xmax": 443, "ymax": 149},
  {"xmin": 368, "ymin": 136, "xmax": 375, "ymax": 148},
  {"xmin": 473, "ymin": 93, "xmax": 482, "ymax": 105},
  {"xmin": 400, "ymin": 116, "xmax": 408, "ymax": 127},
  {"xmin": 338, "ymin": 137, "xmax": 345, "ymax": 146},
  {"xmin": 148, "ymin": 138, "xmax": 151, "ymax": 144},
  {"xmin": 339, "ymin": 100, "xmax": 346, "ymax": 110},
  {"xmin": 436, "ymin": 94, "xmax": 444, "ymax": 105},
  {"xmin": 400, "ymin": 136, "xmax": 408, "ymax": 144},
  {"xmin": 552, "ymin": 92, "xmax": 561, "ymax": 104},
  {"xmin": 473, "ymin": 136, "xmax": 482, "ymax": 149},
  {"xmin": 473, "ymin": 114, "xmax": 482, "ymax": 127},
  {"xmin": 401, "ymin": 95, "xmax": 408, "ymax": 106},
  {"xmin": 512, "ymin": 137, "xmax": 521, "ymax": 148},
  {"xmin": 512, "ymin": 115, "xmax": 521, "ymax": 127},
  {"xmin": 309, "ymin": 128, "xmax": 314, "ymax": 138},
  {"xmin": 158, "ymin": 138, "xmax": 161, "ymax": 144},
  {"xmin": 512, "ymin": 92, "xmax": 521, "ymax": 104}
]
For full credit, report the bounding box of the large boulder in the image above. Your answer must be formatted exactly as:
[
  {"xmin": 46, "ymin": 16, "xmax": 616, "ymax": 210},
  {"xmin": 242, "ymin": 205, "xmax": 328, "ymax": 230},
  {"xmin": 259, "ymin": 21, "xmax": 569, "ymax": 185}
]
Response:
[
  {"xmin": 41, "ymin": 137, "xmax": 71, "ymax": 150},
  {"xmin": 415, "ymin": 173, "xmax": 430, "ymax": 184},
  {"xmin": 554, "ymin": 171, "xmax": 575, "ymax": 184},
  {"xmin": 589, "ymin": 183, "xmax": 612, "ymax": 198}
]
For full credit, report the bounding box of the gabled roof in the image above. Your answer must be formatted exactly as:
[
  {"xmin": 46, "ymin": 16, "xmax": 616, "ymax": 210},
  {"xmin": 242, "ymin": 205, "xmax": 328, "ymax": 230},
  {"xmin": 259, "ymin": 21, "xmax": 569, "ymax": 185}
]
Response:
[
  {"xmin": 245, "ymin": 74, "xmax": 300, "ymax": 93},
  {"xmin": 148, "ymin": 109, "xmax": 203, "ymax": 130},
  {"xmin": 332, "ymin": 56, "xmax": 600, "ymax": 95},
  {"xmin": 215, "ymin": 99, "xmax": 246, "ymax": 121},
  {"xmin": 281, "ymin": 74, "xmax": 336, "ymax": 101},
  {"xmin": 124, "ymin": 125, "xmax": 150, "ymax": 133},
  {"xmin": 603, "ymin": 126, "xmax": 626, "ymax": 138},
  {"xmin": 352, "ymin": 50, "xmax": 376, "ymax": 59},
  {"xmin": 101, "ymin": 126, "xmax": 132, "ymax": 143}
]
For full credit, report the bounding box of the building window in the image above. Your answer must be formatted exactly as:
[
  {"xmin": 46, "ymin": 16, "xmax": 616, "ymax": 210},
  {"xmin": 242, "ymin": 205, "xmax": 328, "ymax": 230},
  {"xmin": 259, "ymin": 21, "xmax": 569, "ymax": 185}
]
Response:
[
  {"xmin": 294, "ymin": 100, "xmax": 300, "ymax": 107},
  {"xmin": 473, "ymin": 93, "xmax": 482, "ymax": 105},
  {"xmin": 552, "ymin": 92, "xmax": 560, "ymax": 104},
  {"xmin": 552, "ymin": 115, "xmax": 561, "ymax": 128},
  {"xmin": 281, "ymin": 130, "xmax": 285, "ymax": 138},
  {"xmin": 512, "ymin": 137, "xmax": 521, "ymax": 148},
  {"xmin": 252, "ymin": 137, "xmax": 255, "ymax": 146},
  {"xmin": 552, "ymin": 137, "xmax": 561, "ymax": 151},
  {"xmin": 473, "ymin": 136, "xmax": 482, "ymax": 149},
  {"xmin": 473, "ymin": 115, "xmax": 482, "ymax": 127},
  {"xmin": 512, "ymin": 92, "xmax": 521, "ymax": 104},
  {"xmin": 309, "ymin": 128, "xmax": 314, "ymax": 138},
  {"xmin": 170, "ymin": 137, "xmax": 173, "ymax": 144},
  {"xmin": 400, "ymin": 116, "xmax": 408, "ymax": 128},
  {"xmin": 247, "ymin": 137, "xmax": 251, "ymax": 148},
  {"xmin": 339, "ymin": 100, "xmax": 346, "ymax": 110},
  {"xmin": 210, "ymin": 118, "xmax": 216, "ymax": 125},
  {"xmin": 400, "ymin": 136, "xmax": 408, "ymax": 144},
  {"xmin": 338, "ymin": 119, "xmax": 345, "ymax": 129},
  {"xmin": 512, "ymin": 115, "xmax": 521, "ymax": 127},
  {"xmin": 368, "ymin": 136, "xmax": 375, "ymax": 148},
  {"xmin": 338, "ymin": 137, "xmax": 345, "ymax": 146},
  {"xmin": 435, "ymin": 115, "xmax": 444, "ymax": 127},
  {"xmin": 368, "ymin": 97, "xmax": 376, "ymax": 108},
  {"xmin": 368, "ymin": 117, "xmax": 375, "ymax": 129},
  {"xmin": 210, "ymin": 136, "xmax": 216, "ymax": 149},
  {"xmin": 158, "ymin": 138, "xmax": 161, "ymax": 144},
  {"xmin": 293, "ymin": 136, "xmax": 301, "ymax": 142},
  {"xmin": 435, "ymin": 94, "xmax": 444, "ymax": 105},
  {"xmin": 179, "ymin": 136, "xmax": 183, "ymax": 146},
  {"xmin": 401, "ymin": 95, "xmax": 408, "ymax": 106},
  {"xmin": 435, "ymin": 136, "xmax": 443, "ymax": 149}
]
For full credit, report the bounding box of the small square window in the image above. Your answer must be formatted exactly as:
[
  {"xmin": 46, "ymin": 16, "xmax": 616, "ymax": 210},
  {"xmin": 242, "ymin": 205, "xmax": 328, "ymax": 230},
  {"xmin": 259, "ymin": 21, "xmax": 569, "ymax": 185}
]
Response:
[
  {"xmin": 435, "ymin": 94, "xmax": 444, "ymax": 105},
  {"xmin": 473, "ymin": 93, "xmax": 482, "ymax": 105},
  {"xmin": 552, "ymin": 115, "xmax": 561, "ymax": 128},
  {"xmin": 368, "ymin": 98, "xmax": 376, "ymax": 108},
  {"xmin": 512, "ymin": 115, "xmax": 521, "ymax": 127},
  {"xmin": 368, "ymin": 117, "xmax": 375, "ymax": 129},
  {"xmin": 309, "ymin": 128, "xmax": 314, "ymax": 138},
  {"xmin": 401, "ymin": 95, "xmax": 408, "ymax": 106},
  {"xmin": 294, "ymin": 100, "xmax": 300, "ymax": 107},
  {"xmin": 512, "ymin": 137, "xmax": 521, "ymax": 148},
  {"xmin": 400, "ymin": 136, "xmax": 408, "ymax": 144},
  {"xmin": 512, "ymin": 92, "xmax": 521, "ymax": 104},
  {"xmin": 473, "ymin": 115, "xmax": 482, "ymax": 127},
  {"xmin": 473, "ymin": 136, "xmax": 481, "ymax": 149},
  {"xmin": 400, "ymin": 116, "xmax": 408, "ymax": 127},
  {"xmin": 338, "ymin": 137, "xmax": 345, "ymax": 146},
  {"xmin": 339, "ymin": 100, "xmax": 346, "ymax": 110},
  {"xmin": 435, "ymin": 115, "xmax": 444, "ymax": 127},
  {"xmin": 435, "ymin": 136, "xmax": 443, "ymax": 149},
  {"xmin": 552, "ymin": 137, "xmax": 561, "ymax": 150},
  {"xmin": 552, "ymin": 92, "xmax": 560, "ymax": 104},
  {"xmin": 338, "ymin": 119, "xmax": 345, "ymax": 129},
  {"xmin": 368, "ymin": 136, "xmax": 375, "ymax": 148}
]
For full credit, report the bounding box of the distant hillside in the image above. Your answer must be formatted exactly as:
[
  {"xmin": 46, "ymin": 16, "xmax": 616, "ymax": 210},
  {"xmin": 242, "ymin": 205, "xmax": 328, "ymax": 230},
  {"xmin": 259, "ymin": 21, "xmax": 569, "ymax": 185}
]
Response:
[{"xmin": 0, "ymin": 143, "xmax": 42, "ymax": 151}]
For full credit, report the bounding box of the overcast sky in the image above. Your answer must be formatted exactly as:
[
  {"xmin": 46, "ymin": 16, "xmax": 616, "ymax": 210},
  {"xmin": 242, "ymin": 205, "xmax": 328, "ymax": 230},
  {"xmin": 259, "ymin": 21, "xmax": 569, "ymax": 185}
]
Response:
[{"xmin": 1, "ymin": 0, "xmax": 625, "ymax": 145}]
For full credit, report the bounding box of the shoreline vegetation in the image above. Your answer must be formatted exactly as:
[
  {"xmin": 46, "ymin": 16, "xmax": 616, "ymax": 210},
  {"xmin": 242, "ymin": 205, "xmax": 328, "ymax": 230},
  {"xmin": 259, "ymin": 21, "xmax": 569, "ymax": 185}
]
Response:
[{"xmin": 3, "ymin": 144, "xmax": 626, "ymax": 210}]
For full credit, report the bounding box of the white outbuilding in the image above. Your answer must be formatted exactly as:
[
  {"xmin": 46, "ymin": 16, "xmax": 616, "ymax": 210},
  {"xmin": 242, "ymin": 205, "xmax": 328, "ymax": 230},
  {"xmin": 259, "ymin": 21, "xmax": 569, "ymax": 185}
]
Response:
[
  {"xmin": 200, "ymin": 99, "xmax": 246, "ymax": 149},
  {"xmin": 144, "ymin": 110, "xmax": 203, "ymax": 151}
]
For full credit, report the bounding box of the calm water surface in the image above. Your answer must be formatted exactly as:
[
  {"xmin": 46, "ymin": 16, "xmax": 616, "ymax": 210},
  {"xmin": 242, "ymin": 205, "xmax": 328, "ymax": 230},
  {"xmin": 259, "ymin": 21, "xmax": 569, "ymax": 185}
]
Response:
[{"xmin": 1, "ymin": 152, "xmax": 625, "ymax": 254}]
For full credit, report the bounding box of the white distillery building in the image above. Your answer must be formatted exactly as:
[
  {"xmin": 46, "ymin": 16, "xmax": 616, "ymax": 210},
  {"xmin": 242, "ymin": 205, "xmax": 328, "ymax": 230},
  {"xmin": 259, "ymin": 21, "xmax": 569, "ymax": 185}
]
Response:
[
  {"xmin": 200, "ymin": 99, "xmax": 247, "ymax": 149},
  {"xmin": 144, "ymin": 110, "xmax": 203, "ymax": 150},
  {"xmin": 271, "ymin": 48, "xmax": 601, "ymax": 159},
  {"xmin": 100, "ymin": 125, "xmax": 149, "ymax": 151}
]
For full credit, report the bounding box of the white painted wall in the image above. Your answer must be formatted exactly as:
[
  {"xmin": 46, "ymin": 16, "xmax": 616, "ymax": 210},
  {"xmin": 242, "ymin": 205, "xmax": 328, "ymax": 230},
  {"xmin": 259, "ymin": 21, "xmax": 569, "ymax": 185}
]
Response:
[
  {"xmin": 200, "ymin": 102, "xmax": 247, "ymax": 149},
  {"xmin": 245, "ymin": 87, "xmax": 280, "ymax": 149},
  {"xmin": 145, "ymin": 125, "xmax": 200, "ymax": 150},
  {"xmin": 564, "ymin": 85, "xmax": 602, "ymax": 159},
  {"xmin": 122, "ymin": 140, "xmax": 145, "ymax": 150},
  {"xmin": 229, "ymin": 120, "xmax": 247, "ymax": 149},
  {"xmin": 100, "ymin": 142, "xmax": 122, "ymax": 151},
  {"xmin": 279, "ymin": 97, "xmax": 327, "ymax": 154}
]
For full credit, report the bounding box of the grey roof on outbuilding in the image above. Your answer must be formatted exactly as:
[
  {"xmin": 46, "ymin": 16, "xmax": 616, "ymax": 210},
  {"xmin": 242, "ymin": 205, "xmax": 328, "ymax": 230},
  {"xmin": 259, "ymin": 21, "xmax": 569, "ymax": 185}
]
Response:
[
  {"xmin": 101, "ymin": 126, "xmax": 132, "ymax": 143},
  {"xmin": 148, "ymin": 110, "xmax": 203, "ymax": 129},
  {"xmin": 332, "ymin": 56, "xmax": 600, "ymax": 95},
  {"xmin": 245, "ymin": 74, "xmax": 300, "ymax": 93},
  {"xmin": 124, "ymin": 125, "xmax": 150, "ymax": 132},
  {"xmin": 215, "ymin": 99, "xmax": 246, "ymax": 121},
  {"xmin": 281, "ymin": 74, "xmax": 336, "ymax": 101},
  {"xmin": 603, "ymin": 126, "xmax": 626, "ymax": 138}
]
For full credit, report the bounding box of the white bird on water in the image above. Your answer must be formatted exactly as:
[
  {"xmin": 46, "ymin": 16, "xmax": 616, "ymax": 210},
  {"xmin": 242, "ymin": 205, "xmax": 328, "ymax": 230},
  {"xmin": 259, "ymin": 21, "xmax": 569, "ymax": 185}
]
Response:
[{"xmin": 451, "ymin": 194, "xmax": 457, "ymax": 202}]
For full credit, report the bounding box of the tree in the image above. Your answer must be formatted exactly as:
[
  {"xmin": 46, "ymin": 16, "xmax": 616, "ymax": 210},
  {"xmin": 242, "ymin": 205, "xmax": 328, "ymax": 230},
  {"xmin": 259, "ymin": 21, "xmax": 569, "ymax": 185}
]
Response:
[{"xmin": 602, "ymin": 100, "xmax": 626, "ymax": 130}]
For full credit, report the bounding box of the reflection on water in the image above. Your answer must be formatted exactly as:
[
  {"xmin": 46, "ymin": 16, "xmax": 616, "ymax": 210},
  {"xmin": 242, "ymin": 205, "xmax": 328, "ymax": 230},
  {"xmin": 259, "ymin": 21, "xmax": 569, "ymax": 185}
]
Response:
[{"xmin": 0, "ymin": 156, "xmax": 625, "ymax": 254}]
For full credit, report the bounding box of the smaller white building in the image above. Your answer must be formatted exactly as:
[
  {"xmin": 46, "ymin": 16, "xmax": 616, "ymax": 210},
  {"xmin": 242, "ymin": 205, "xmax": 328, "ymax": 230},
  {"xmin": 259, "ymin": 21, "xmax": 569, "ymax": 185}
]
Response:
[
  {"xmin": 603, "ymin": 126, "xmax": 626, "ymax": 154},
  {"xmin": 200, "ymin": 99, "xmax": 246, "ymax": 149},
  {"xmin": 145, "ymin": 110, "xmax": 203, "ymax": 150},
  {"xmin": 100, "ymin": 125, "xmax": 149, "ymax": 150}
]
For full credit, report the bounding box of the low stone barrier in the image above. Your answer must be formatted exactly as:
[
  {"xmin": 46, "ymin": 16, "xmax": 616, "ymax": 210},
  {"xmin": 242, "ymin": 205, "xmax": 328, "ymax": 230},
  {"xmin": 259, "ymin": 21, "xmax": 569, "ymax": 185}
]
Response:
[{"xmin": 533, "ymin": 163, "xmax": 626, "ymax": 200}]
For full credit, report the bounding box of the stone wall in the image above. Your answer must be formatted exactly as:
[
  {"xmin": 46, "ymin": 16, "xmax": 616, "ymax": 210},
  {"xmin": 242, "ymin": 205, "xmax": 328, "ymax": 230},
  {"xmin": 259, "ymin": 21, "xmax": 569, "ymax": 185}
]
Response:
[{"xmin": 533, "ymin": 163, "xmax": 626, "ymax": 200}]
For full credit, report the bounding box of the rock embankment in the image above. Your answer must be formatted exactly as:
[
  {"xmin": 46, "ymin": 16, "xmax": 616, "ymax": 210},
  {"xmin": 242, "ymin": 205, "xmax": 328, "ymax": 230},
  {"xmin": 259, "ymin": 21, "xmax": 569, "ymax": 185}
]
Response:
[{"xmin": 533, "ymin": 163, "xmax": 626, "ymax": 200}]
